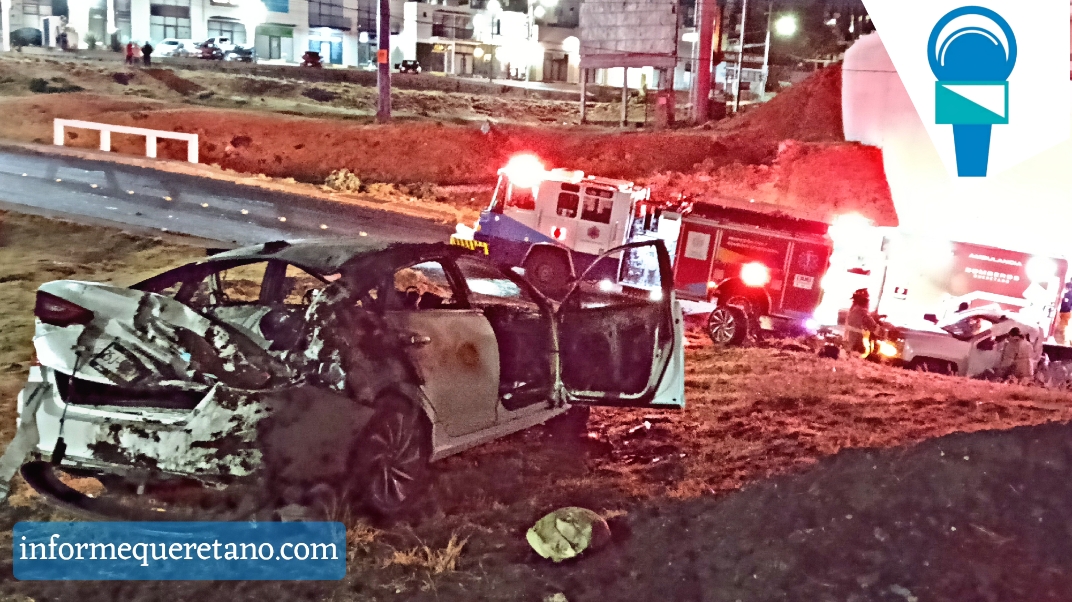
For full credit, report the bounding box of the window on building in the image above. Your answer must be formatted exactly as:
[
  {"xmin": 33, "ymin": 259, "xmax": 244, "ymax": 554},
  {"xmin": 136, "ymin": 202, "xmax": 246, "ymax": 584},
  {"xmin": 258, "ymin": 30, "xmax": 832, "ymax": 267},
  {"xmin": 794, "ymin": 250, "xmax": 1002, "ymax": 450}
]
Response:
[
  {"xmin": 262, "ymin": 0, "xmax": 287, "ymax": 12},
  {"xmin": 150, "ymin": 0, "xmax": 191, "ymax": 41},
  {"xmin": 22, "ymin": 0, "xmax": 52, "ymax": 16},
  {"xmin": 309, "ymin": 0, "xmax": 347, "ymax": 29},
  {"xmin": 208, "ymin": 18, "xmax": 246, "ymax": 43}
]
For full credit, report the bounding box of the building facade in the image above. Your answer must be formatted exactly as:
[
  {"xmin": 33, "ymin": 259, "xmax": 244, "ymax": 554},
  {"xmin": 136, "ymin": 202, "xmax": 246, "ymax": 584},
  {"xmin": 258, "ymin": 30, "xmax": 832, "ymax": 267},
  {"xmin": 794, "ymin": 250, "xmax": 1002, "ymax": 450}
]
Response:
[
  {"xmin": 5, "ymin": 0, "xmax": 368, "ymax": 65},
  {"xmin": 4, "ymin": 0, "xmax": 584, "ymax": 80},
  {"xmin": 391, "ymin": 0, "xmax": 580, "ymax": 82}
]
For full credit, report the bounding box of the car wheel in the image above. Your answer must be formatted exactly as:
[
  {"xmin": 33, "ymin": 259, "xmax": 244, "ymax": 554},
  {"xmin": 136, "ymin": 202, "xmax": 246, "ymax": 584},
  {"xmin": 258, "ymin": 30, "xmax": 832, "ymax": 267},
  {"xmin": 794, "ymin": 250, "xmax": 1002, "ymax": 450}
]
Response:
[
  {"xmin": 523, "ymin": 249, "xmax": 572, "ymax": 300},
  {"xmin": 725, "ymin": 295, "xmax": 764, "ymax": 339},
  {"xmin": 707, "ymin": 306, "xmax": 748, "ymax": 346},
  {"xmin": 354, "ymin": 396, "xmax": 431, "ymax": 518}
]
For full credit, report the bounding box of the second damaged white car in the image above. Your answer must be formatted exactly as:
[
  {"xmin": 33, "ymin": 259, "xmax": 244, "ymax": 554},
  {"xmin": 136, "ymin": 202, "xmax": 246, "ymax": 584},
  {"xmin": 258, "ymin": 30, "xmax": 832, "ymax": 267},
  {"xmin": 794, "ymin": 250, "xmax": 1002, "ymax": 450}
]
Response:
[
  {"xmin": 0, "ymin": 239, "xmax": 684, "ymax": 518},
  {"xmin": 878, "ymin": 306, "xmax": 1044, "ymax": 377}
]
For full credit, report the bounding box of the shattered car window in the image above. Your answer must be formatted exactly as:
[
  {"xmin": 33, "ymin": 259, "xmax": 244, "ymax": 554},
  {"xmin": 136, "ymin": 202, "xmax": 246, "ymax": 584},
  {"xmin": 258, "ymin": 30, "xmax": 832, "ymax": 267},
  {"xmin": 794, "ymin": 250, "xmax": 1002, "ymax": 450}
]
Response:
[
  {"xmin": 390, "ymin": 261, "xmax": 457, "ymax": 310},
  {"xmin": 943, "ymin": 316, "xmax": 997, "ymax": 340},
  {"xmin": 455, "ymin": 256, "xmax": 531, "ymax": 304},
  {"xmin": 190, "ymin": 262, "xmax": 268, "ymax": 307},
  {"xmin": 283, "ymin": 264, "xmax": 327, "ymax": 306}
]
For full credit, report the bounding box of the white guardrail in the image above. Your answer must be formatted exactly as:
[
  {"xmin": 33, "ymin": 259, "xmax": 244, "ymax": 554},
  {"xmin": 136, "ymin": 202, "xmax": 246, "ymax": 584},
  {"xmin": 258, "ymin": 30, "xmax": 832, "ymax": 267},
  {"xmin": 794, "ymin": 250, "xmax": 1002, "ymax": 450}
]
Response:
[{"xmin": 53, "ymin": 119, "xmax": 199, "ymax": 164}]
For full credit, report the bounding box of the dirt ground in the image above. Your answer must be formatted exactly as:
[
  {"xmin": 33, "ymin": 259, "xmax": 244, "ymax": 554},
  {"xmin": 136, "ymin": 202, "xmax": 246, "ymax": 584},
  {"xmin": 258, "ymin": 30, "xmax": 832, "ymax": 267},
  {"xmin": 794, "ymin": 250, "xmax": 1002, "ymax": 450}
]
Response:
[
  {"xmin": 0, "ymin": 215, "xmax": 1071, "ymax": 600},
  {"xmin": 0, "ymin": 56, "xmax": 894, "ymax": 224}
]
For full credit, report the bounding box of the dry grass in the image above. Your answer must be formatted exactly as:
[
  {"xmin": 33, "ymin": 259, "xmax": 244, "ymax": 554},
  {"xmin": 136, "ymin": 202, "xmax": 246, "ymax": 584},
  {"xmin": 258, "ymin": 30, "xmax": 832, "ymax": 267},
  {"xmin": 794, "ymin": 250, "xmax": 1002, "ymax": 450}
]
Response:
[{"xmin": 383, "ymin": 534, "xmax": 468, "ymax": 575}]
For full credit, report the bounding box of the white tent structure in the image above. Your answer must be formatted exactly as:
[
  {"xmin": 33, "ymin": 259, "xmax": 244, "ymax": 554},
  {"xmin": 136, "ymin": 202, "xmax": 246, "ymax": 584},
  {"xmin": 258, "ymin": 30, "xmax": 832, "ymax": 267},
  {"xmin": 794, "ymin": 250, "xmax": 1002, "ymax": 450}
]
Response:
[{"xmin": 842, "ymin": 32, "xmax": 1072, "ymax": 260}]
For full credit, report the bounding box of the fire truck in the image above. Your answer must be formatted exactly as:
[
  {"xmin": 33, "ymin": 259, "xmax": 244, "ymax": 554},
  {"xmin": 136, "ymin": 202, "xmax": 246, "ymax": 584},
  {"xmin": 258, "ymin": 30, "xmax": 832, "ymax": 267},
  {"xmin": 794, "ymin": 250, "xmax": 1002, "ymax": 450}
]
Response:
[{"xmin": 451, "ymin": 156, "xmax": 835, "ymax": 345}]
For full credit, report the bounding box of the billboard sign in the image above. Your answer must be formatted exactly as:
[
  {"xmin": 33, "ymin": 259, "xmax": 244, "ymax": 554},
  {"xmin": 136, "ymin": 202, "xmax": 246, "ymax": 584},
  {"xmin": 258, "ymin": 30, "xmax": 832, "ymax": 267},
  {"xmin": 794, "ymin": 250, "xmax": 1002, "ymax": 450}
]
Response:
[{"xmin": 578, "ymin": 0, "xmax": 678, "ymax": 69}]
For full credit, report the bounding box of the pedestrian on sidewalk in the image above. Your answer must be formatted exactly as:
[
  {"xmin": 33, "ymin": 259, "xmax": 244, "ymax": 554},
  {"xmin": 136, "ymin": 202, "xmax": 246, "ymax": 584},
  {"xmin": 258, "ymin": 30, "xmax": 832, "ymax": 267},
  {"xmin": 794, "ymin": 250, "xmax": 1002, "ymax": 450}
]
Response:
[
  {"xmin": 141, "ymin": 41, "xmax": 154, "ymax": 66},
  {"xmin": 125, "ymin": 42, "xmax": 134, "ymax": 65}
]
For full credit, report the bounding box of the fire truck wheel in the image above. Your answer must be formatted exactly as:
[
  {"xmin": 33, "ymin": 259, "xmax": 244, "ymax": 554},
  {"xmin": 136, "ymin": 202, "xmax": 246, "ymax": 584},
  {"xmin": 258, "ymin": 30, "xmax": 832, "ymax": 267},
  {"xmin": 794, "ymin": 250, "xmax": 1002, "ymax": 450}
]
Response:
[
  {"xmin": 524, "ymin": 250, "xmax": 571, "ymax": 299},
  {"xmin": 707, "ymin": 306, "xmax": 748, "ymax": 346}
]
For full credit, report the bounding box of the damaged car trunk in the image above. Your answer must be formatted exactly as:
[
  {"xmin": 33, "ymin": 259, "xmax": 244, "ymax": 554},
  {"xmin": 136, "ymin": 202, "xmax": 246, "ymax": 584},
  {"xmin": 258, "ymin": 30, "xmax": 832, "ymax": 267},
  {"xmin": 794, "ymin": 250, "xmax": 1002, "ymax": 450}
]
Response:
[{"xmin": 0, "ymin": 239, "xmax": 685, "ymax": 519}]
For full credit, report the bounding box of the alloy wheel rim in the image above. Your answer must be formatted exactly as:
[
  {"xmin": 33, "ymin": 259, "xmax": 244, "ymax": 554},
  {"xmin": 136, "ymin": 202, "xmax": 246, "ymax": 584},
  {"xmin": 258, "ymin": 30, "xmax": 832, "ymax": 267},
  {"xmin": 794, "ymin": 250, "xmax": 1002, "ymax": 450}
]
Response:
[
  {"xmin": 709, "ymin": 309, "xmax": 736, "ymax": 344},
  {"xmin": 367, "ymin": 410, "xmax": 423, "ymax": 509}
]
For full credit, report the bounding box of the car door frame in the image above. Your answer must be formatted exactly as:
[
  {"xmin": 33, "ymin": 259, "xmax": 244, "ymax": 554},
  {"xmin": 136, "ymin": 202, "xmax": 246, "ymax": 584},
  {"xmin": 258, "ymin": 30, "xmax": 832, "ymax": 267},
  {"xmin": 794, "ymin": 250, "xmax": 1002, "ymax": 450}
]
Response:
[
  {"xmin": 552, "ymin": 239, "xmax": 685, "ymax": 409},
  {"xmin": 376, "ymin": 253, "xmax": 505, "ymax": 441}
]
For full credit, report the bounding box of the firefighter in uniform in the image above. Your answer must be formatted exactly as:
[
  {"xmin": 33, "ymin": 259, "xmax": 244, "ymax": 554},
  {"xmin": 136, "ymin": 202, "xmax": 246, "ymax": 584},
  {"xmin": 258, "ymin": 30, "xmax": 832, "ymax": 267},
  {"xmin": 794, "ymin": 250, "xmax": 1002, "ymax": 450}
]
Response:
[
  {"xmin": 844, "ymin": 288, "xmax": 879, "ymax": 356},
  {"xmin": 995, "ymin": 327, "xmax": 1035, "ymax": 381}
]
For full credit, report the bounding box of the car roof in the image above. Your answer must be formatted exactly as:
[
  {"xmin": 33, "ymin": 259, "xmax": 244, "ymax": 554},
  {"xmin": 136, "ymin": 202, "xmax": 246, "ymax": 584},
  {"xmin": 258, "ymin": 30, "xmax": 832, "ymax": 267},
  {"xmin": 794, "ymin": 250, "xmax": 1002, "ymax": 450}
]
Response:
[{"xmin": 201, "ymin": 239, "xmax": 458, "ymax": 273}]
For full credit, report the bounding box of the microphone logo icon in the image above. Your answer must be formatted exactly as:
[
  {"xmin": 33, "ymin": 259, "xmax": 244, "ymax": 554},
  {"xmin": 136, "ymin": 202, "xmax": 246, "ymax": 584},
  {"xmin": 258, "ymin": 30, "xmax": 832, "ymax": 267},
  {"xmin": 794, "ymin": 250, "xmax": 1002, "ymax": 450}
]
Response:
[{"xmin": 929, "ymin": 6, "xmax": 1017, "ymax": 177}]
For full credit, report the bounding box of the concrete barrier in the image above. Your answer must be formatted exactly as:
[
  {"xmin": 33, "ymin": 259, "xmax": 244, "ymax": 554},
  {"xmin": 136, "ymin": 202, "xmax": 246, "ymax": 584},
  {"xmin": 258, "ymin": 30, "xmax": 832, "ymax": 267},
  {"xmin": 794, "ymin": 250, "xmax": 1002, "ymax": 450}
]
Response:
[{"xmin": 53, "ymin": 119, "xmax": 198, "ymax": 163}]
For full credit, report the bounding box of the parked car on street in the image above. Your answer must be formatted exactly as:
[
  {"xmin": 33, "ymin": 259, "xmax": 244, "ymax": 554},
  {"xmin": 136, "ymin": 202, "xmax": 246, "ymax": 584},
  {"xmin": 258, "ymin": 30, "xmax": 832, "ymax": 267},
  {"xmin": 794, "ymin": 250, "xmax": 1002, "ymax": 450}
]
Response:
[
  {"xmin": 2, "ymin": 239, "xmax": 684, "ymax": 519},
  {"xmin": 195, "ymin": 37, "xmax": 254, "ymax": 61},
  {"xmin": 396, "ymin": 59, "xmax": 422, "ymax": 74},
  {"xmin": 156, "ymin": 38, "xmax": 197, "ymax": 58},
  {"xmin": 301, "ymin": 50, "xmax": 323, "ymax": 68},
  {"xmin": 874, "ymin": 305, "xmax": 1044, "ymax": 377},
  {"xmin": 10, "ymin": 27, "xmax": 43, "ymax": 48}
]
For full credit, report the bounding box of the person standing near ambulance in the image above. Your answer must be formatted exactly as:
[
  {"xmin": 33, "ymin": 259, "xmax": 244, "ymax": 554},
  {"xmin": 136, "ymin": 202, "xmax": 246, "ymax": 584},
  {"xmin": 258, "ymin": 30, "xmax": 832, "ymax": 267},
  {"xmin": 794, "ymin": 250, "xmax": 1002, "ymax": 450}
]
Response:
[
  {"xmin": 844, "ymin": 288, "xmax": 880, "ymax": 356},
  {"xmin": 1057, "ymin": 281, "xmax": 1072, "ymax": 345}
]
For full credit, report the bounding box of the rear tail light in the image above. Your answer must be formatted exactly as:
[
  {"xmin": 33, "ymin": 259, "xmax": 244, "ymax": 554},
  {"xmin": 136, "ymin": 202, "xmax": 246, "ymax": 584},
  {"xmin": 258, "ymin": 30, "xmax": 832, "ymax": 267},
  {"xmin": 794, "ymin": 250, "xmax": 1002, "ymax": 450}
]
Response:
[{"xmin": 34, "ymin": 291, "xmax": 93, "ymax": 327}]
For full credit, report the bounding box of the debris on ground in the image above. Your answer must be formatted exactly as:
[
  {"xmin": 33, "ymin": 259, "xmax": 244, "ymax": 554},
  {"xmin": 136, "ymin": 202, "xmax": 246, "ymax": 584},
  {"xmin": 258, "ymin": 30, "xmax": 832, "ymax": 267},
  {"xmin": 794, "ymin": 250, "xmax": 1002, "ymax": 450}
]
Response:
[
  {"xmin": 325, "ymin": 168, "xmax": 363, "ymax": 193},
  {"xmin": 526, "ymin": 507, "xmax": 611, "ymax": 562},
  {"xmin": 302, "ymin": 87, "xmax": 338, "ymax": 103}
]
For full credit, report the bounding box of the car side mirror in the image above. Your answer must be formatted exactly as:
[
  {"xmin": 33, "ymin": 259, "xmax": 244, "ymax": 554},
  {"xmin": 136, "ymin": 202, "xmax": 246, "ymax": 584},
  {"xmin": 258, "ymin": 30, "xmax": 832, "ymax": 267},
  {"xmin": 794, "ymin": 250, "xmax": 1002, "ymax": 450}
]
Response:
[
  {"xmin": 923, "ymin": 313, "xmax": 938, "ymax": 324},
  {"xmin": 977, "ymin": 338, "xmax": 995, "ymax": 351}
]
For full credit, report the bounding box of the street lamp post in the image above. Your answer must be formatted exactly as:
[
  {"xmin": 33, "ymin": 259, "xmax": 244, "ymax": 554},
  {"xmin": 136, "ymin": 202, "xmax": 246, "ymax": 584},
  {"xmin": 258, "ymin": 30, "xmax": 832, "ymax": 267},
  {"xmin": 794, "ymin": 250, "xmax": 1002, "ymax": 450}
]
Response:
[
  {"xmin": 525, "ymin": 0, "xmax": 533, "ymax": 81},
  {"xmin": 762, "ymin": 0, "xmax": 771, "ymax": 97},
  {"xmin": 732, "ymin": 0, "xmax": 748, "ymax": 113}
]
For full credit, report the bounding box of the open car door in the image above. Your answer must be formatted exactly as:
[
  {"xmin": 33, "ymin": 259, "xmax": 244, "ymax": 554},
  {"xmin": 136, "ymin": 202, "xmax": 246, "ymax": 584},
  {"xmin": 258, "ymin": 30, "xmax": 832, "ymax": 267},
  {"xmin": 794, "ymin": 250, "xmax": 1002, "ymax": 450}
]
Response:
[{"xmin": 555, "ymin": 240, "xmax": 685, "ymax": 408}]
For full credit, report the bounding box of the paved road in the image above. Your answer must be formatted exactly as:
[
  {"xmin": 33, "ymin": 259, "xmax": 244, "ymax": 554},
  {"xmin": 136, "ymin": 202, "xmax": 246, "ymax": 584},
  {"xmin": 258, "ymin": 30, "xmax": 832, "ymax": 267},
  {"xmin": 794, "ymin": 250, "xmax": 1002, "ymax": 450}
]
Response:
[{"xmin": 0, "ymin": 148, "xmax": 452, "ymax": 246}]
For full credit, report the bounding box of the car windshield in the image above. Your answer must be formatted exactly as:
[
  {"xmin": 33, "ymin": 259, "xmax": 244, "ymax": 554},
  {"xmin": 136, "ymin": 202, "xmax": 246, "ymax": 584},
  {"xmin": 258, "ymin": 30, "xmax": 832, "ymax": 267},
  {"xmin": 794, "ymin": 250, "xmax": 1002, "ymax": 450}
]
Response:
[{"xmin": 941, "ymin": 315, "xmax": 999, "ymax": 340}]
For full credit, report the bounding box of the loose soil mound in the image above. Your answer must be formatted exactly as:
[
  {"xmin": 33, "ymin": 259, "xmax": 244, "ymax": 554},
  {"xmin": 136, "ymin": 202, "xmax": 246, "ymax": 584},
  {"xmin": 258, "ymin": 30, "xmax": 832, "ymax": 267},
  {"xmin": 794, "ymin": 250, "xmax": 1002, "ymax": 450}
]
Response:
[
  {"xmin": 645, "ymin": 140, "xmax": 897, "ymax": 226},
  {"xmin": 715, "ymin": 63, "xmax": 845, "ymax": 146},
  {"xmin": 142, "ymin": 68, "xmax": 204, "ymax": 96}
]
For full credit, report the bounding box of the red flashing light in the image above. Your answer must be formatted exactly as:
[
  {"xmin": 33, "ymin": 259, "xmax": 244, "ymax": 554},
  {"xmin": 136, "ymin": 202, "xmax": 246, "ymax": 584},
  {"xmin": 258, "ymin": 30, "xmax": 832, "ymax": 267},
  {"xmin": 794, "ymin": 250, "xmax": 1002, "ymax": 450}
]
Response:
[
  {"xmin": 552, "ymin": 226, "xmax": 568, "ymax": 241},
  {"xmin": 503, "ymin": 154, "xmax": 546, "ymax": 189},
  {"xmin": 740, "ymin": 262, "xmax": 771, "ymax": 288}
]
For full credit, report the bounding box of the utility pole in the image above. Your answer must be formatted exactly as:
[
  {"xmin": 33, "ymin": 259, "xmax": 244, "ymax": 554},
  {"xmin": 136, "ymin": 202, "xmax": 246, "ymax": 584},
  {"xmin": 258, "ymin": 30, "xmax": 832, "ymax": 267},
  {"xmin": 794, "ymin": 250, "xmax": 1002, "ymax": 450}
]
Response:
[
  {"xmin": 693, "ymin": 0, "xmax": 715, "ymax": 123},
  {"xmin": 761, "ymin": 0, "xmax": 771, "ymax": 99},
  {"xmin": 1, "ymin": 0, "xmax": 11, "ymax": 52},
  {"xmin": 376, "ymin": 0, "xmax": 391, "ymax": 123},
  {"xmin": 732, "ymin": 0, "xmax": 748, "ymax": 113}
]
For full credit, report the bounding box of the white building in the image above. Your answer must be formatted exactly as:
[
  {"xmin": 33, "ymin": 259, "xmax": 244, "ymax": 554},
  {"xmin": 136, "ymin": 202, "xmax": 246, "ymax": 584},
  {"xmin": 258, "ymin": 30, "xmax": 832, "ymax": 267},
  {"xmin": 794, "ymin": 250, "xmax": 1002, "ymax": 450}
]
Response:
[
  {"xmin": 4, "ymin": 0, "xmax": 371, "ymax": 65},
  {"xmin": 391, "ymin": 0, "xmax": 579, "ymax": 82},
  {"xmin": 2, "ymin": 0, "xmax": 584, "ymax": 76}
]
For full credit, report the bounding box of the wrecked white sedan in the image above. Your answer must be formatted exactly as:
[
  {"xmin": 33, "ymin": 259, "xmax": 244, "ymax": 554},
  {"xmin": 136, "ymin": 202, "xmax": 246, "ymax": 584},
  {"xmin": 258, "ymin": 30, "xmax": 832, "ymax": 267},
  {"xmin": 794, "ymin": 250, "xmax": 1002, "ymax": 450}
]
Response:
[
  {"xmin": 878, "ymin": 307, "xmax": 1044, "ymax": 377},
  {"xmin": 0, "ymin": 239, "xmax": 684, "ymax": 518}
]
